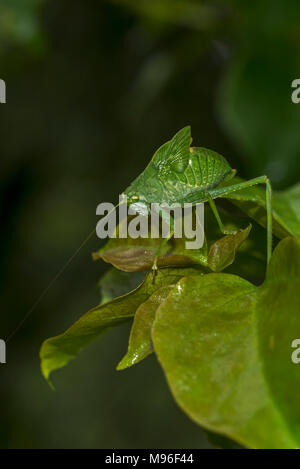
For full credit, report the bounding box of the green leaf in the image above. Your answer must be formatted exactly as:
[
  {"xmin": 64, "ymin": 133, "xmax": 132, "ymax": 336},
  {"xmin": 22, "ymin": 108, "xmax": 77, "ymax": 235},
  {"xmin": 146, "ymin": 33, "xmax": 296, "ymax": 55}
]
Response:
[
  {"xmin": 152, "ymin": 238, "xmax": 300, "ymax": 448},
  {"xmin": 208, "ymin": 224, "xmax": 252, "ymax": 272},
  {"xmin": 98, "ymin": 268, "xmax": 146, "ymax": 304},
  {"xmin": 94, "ymin": 230, "xmax": 254, "ymax": 274},
  {"xmin": 204, "ymin": 204, "xmax": 266, "ymax": 282},
  {"xmin": 93, "ymin": 231, "xmax": 209, "ymax": 272},
  {"xmin": 93, "ymin": 236, "xmax": 171, "ymax": 272},
  {"xmin": 93, "ymin": 210, "xmax": 252, "ymax": 274},
  {"xmin": 278, "ymin": 183, "xmax": 300, "ymax": 239},
  {"xmin": 221, "ymin": 177, "xmax": 300, "ymax": 240},
  {"xmin": 117, "ymin": 286, "xmax": 173, "ymax": 370},
  {"xmin": 40, "ymin": 266, "xmax": 203, "ymax": 385},
  {"xmin": 205, "ymin": 430, "xmax": 242, "ymax": 449}
]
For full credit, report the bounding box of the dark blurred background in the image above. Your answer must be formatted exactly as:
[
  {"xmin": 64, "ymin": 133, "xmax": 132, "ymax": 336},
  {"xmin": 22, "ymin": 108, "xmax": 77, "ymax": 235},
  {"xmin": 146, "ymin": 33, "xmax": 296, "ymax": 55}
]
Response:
[{"xmin": 1, "ymin": 0, "xmax": 300, "ymax": 448}]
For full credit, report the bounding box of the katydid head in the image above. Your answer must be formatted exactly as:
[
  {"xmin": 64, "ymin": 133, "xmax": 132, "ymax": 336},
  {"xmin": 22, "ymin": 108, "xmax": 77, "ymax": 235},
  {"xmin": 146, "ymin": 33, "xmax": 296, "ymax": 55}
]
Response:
[
  {"xmin": 122, "ymin": 179, "xmax": 151, "ymax": 217},
  {"xmin": 124, "ymin": 173, "xmax": 145, "ymax": 205},
  {"xmin": 124, "ymin": 162, "xmax": 164, "ymax": 206}
]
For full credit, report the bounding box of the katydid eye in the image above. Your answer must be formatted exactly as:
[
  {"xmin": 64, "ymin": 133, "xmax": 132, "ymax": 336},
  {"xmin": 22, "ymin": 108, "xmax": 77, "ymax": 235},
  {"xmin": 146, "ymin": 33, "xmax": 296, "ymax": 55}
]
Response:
[{"xmin": 132, "ymin": 195, "xmax": 139, "ymax": 201}]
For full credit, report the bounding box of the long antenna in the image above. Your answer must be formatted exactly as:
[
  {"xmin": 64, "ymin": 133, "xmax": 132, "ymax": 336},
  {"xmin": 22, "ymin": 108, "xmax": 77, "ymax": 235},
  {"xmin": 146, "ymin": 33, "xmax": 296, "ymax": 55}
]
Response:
[{"xmin": 6, "ymin": 199, "xmax": 126, "ymax": 343}]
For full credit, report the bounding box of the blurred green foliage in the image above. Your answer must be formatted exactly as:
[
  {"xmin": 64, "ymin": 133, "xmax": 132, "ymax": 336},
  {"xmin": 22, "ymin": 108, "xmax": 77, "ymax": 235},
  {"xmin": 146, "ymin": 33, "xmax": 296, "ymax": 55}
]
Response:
[
  {"xmin": 220, "ymin": 0, "xmax": 300, "ymax": 187},
  {"xmin": 0, "ymin": 0, "xmax": 43, "ymax": 48},
  {"xmin": 0, "ymin": 0, "xmax": 299, "ymax": 449},
  {"xmin": 112, "ymin": 0, "xmax": 222, "ymax": 30}
]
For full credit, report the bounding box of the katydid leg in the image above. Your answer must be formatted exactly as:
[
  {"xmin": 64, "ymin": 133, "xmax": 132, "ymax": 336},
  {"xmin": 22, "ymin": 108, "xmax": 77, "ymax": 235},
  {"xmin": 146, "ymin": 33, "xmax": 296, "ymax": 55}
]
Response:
[
  {"xmin": 151, "ymin": 206, "xmax": 175, "ymax": 275},
  {"xmin": 206, "ymin": 193, "xmax": 238, "ymax": 235},
  {"xmin": 210, "ymin": 176, "xmax": 273, "ymax": 264},
  {"xmin": 152, "ymin": 234, "xmax": 174, "ymax": 273}
]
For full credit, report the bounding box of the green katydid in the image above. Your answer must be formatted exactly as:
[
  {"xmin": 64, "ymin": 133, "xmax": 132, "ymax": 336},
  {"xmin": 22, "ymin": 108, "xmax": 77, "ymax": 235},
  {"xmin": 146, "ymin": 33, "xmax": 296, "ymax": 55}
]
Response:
[
  {"xmin": 123, "ymin": 126, "xmax": 272, "ymax": 272},
  {"xmin": 8, "ymin": 126, "xmax": 272, "ymax": 343}
]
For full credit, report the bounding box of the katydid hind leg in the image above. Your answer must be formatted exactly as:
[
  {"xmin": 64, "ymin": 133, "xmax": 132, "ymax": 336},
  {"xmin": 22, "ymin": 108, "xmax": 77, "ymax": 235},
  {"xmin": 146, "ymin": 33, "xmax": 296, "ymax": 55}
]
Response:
[
  {"xmin": 210, "ymin": 176, "xmax": 273, "ymax": 264},
  {"xmin": 265, "ymin": 178, "xmax": 272, "ymax": 264},
  {"xmin": 206, "ymin": 193, "xmax": 239, "ymax": 236}
]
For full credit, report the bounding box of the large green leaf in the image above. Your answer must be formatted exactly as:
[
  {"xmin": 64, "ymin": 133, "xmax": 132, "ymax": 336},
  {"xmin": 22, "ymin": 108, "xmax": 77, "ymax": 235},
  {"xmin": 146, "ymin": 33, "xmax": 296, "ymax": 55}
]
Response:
[
  {"xmin": 117, "ymin": 286, "xmax": 173, "ymax": 370},
  {"xmin": 40, "ymin": 266, "xmax": 203, "ymax": 385},
  {"xmin": 152, "ymin": 238, "xmax": 300, "ymax": 448}
]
